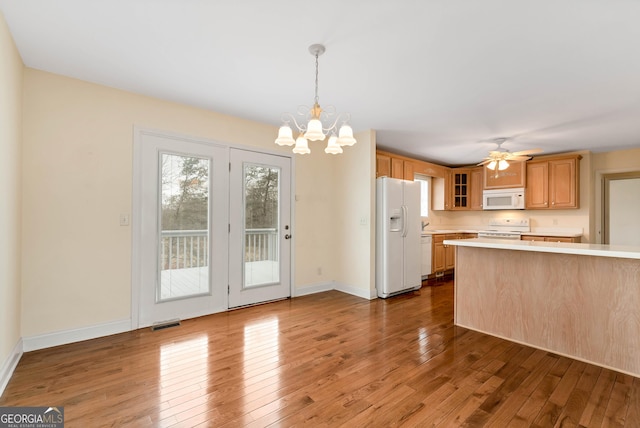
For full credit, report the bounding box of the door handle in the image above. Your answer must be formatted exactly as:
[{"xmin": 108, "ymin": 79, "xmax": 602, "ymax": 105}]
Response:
[{"xmin": 285, "ymin": 234, "xmax": 292, "ymax": 240}]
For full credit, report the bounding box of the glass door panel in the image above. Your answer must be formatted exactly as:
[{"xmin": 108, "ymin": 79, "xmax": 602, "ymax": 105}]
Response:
[
  {"xmin": 159, "ymin": 153, "xmax": 210, "ymax": 301},
  {"xmin": 243, "ymin": 164, "xmax": 280, "ymax": 288}
]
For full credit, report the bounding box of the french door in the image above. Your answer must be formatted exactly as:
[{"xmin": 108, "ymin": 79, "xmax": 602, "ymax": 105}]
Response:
[
  {"xmin": 228, "ymin": 149, "xmax": 291, "ymax": 308},
  {"xmin": 135, "ymin": 131, "xmax": 292, "ymax": 327}
]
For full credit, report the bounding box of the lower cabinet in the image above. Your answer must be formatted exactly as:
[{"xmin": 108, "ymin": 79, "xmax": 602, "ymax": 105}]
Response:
[
  {"xmin": 431, "ymin": 233, "xmax": 478, "ymax": 274},
  {"xmin": 521, "ymin": 235, "xmax": 581, "ymax": 243}
]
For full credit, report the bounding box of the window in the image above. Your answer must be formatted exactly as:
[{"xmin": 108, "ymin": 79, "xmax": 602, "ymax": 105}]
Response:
[{"xmin": 414, "ymin": 174, "xmax": 431, "ymax": 217}]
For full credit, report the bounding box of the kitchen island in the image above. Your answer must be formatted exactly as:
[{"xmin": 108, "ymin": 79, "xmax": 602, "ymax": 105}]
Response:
[{"xmin": 445, "ymin": 238, "xmax": 640, "ymax": 377}]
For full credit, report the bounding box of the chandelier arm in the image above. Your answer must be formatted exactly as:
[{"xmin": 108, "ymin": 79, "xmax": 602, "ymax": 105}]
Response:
[
  {"xmin": 322, "ymin": 112, "xmax": 352, "ymax": 133},
  {"xmin": 280, "ymin": 112, "xmax": 307, "ymax": 133}
]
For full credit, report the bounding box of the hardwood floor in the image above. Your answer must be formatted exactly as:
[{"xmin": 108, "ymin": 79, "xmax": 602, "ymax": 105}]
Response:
[{"xmin": 2, "ymin": 280, "xmax": 639, "ymax": 427}]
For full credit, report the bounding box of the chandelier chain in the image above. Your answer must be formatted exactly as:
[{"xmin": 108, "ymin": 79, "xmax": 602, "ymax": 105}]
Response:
[{"xmin": 314, "ymin": 52, "xmax": 320, "ymax": 105}]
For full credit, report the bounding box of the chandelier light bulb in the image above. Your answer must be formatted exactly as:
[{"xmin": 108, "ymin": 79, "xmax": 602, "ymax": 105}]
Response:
[
  {"xmin": 486, "ymin": 160, "xmax": 497, "ymax": 170},
  {"xmin": 324, "ymin": 135, "xmax": 343, "ymax": 154},
  {"xmin": 337, "ymin": 125, "xmax": 356, "ymax": 146},
  {"xmin": 304, "ymin": 118, "xmax": 325, "ymax": 141},
  {"xmin": 275, "ymin": 125, "xmax": 295, "ymax": 146},
  {"xmin": 498, "ymin": 159, "xmax": 510, "ymax": 170},
  {"xmin": 292, "ymin": 136, "xmax": 310, "ymax": 155}
]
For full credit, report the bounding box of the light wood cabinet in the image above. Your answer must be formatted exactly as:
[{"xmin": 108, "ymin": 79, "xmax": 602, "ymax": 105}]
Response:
[
  {"xmin": 484, "ymin": 161, "xmax": 526, "ymax": 189},
  {"xmin": 470, "ymin": 167, "xmax": 484, "ymax": 210},
  {"xmin": 521, "ymin": 235, "xmax": 581, "ymax": 243},
  {"xmin": 376, "ymin": 153, "xmax": 391, "ymax": 178},
  {"xmin": 451, "ymin": 169, "xmax": 470, "ymax": 210},
  {"xmin": 376, "ymin": 150, "xmax": 445, "ymax": 180},
  {"xmin": 391, "ymin": 157, "xmax": 405, "ymax": 179},
  {"xmin": 431, "ymin": 233, "xmax": 478, "ymax": 273},
  {"xmin": 432, "ymin": 235, "xmax": 446, "ymax": 272},
  {"xmin": 526, "ymin": 154, "xmax": 581, "ymax": 209}
]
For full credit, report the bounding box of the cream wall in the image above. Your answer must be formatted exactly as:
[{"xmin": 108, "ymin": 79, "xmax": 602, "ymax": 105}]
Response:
[
  {"xmin": 334, "ymin": 130, "xmax": 377, "ymax": 298},
  {"xmin": 0, "ymin": 12, "xmax": 23, "ymax": 383},
  {"xmin": 21, "ymin": 69, "xmax": 339, "ymax": 338}
]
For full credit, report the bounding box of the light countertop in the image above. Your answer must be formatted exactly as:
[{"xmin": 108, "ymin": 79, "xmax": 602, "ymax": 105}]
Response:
[{"xmin": 444, "ymin": 238, "xmax": 640, "ymax": 260}]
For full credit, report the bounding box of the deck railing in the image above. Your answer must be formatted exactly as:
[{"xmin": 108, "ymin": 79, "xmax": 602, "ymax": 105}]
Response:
[{"xmin": 160, "ymin": 228, "xmax": 278, "ymax": 270}]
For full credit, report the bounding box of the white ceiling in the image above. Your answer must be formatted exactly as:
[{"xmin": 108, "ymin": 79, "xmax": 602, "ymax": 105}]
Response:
[{"xmin": 2, "ymin": 0, "xmax": 640, "ymax": 166}]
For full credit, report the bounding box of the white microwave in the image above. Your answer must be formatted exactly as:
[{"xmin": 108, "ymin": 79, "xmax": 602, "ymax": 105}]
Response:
[{"xmin": 482, "ymin": 188, "xmax": 525, "ymax": 210}]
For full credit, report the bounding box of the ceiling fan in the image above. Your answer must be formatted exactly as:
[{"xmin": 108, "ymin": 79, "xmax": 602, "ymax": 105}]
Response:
[{"xmin": 477, "ymin": 138, "xmax": 543, "ymax": 171}]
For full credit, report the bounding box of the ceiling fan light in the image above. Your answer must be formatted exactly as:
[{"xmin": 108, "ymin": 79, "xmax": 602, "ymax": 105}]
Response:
[
  {"xmin": 292, "ymin": 136, "xmax": 310, "ymax": 154},
  {"xmin": 304, "ymin": 119, "xmax": 325, "ymax": 141},
  {"xmin": 486, "ymin": 160, "xmax": 497, "ymax": 170},
  {"xmin": 324, "ymin": 135, "xmax": 343, "ymax": 154},
  {"xmin": 337, "ymin": 125, "xmax": 356, "ymax": 146},
  {"xmin": 275, "ymin": 125, "xmax": 295, "ymax": 146},
  {"xmin": 498, "ymin": 159, "xmax": 509, "ymax": 170}
]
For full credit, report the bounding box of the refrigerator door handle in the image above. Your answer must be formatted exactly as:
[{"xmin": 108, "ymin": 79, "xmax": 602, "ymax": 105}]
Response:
[{"xmin": 401, "ymin": 205, "xmax": 408, "ymax": 237}]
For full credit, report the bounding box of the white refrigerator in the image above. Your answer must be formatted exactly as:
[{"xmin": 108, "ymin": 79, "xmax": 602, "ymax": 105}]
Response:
[{"xmin": 376, "ymin": 177, "xmax": 422, "ymax": 298}]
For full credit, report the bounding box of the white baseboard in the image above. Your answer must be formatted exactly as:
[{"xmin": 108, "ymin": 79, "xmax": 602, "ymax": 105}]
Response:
[
  {"xmin": 293, "ymin": 281, "xmax": 335, "ymax": 297},
  {"xmin": 22, "ymin": 319, "xmax": 131, "ymax": 352},
  {"xmin": 334, "ymin": 282, "xmax": 377, "ymax": 300},
  {"xmin": 0, "ymin": 338, "xmax": 23, "ymax": 397}
]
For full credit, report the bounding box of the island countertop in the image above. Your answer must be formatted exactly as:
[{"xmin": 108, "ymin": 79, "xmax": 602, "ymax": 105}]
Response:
[{"xmin": 444, "ymin": 237, "xmax": 640, "ymax": 260}]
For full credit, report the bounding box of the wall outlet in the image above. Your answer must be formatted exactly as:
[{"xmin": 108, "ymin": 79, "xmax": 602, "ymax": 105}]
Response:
[
  {"xmin": 553, "ymin": 218, "xmax": 558, "ymax": 225},
  {"xmin": 119, "ymin": 214, "xmax": 130, "ymax": 226},
  {"xmin": 317, "ymin": 267, "xmax": 322, "ymax": 276},
  {"xmin": 360, "ymin": 216, "xmax": 368, "ymax": 226}
]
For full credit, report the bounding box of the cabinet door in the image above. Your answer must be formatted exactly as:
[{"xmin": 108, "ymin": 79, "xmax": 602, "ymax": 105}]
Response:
[
  {"xmin": 526, "ymin": 162, "xmax": 549, "ymax": 208},
  {"xmin": 451, "ymin": 170, "xmax": 470, "ymax": 210},
  {"xmin": 431, "ymin": 235, "xmax": 445, "ymax": 272},
  {"xmin": 391, "ymin": 158, "xmax": 404, "ymax": 179},
  {"xmin": 549, "ymin": 158, "xmax": 578, "ymax": 208},
  {"xmin": 521, "ymin": 235, "xmax": 545, "ymax": 241},
  {"xmin": 376, "ymin": 153, "xmax": 391, "ymax": 178},
  {"xmin": 470, "ymin": 168, "xmax": 484, "ymax": 210},
  {"xmin": 403, "ymin": 161, "xmax": 415, "ymax": 181},
  {"xmin": 444, "ymin": 234, "xmax": 457, "ymax": 270},
  {"xmin": 544, "ymin": 236, "xmax": 577, "ymax": 243}
]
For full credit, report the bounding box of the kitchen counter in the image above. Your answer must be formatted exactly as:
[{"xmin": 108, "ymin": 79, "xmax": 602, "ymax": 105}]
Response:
[
  {"xmin": 444, "ymin": 237, "xmax": 640, "ymax": 259},
  {"xmin": 448, "ymin": 238, "xmax": 640, "ymax": 377}
]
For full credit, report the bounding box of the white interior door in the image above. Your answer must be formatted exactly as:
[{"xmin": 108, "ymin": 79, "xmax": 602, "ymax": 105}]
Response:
[
  {"xmin": 228, "ymin": 149, "xmax": 292, "ymax": 308},
  {"xmin": 137, "ymin": 132, "xmax": 229, "ymax": 327}
]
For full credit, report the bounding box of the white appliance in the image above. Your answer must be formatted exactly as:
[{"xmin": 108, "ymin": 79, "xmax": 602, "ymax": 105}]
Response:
[
  {"xmin": 478, "ymin": 218, "xmax": 530, "ymax": 239},
  {"xmin": 376, "ymin": 177, "xmax": 422, "ymax": 298},
  {"xmin": 483, "ymin": 188, "xmax": 526, "ymax": 210}
]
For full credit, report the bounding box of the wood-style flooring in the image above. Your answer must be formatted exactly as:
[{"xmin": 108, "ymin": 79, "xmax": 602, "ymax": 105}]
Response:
[{"xmin": 2, "ymin": 281, "xmax": 639, "ymax": 427}]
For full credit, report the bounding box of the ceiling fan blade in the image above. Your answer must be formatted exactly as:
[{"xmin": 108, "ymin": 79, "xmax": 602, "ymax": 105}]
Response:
[
  {"xmin": 510, "ymin": 148, "xmax": 543, "ymax": 157},
  {"xmin": 506, "ymin": 155, "xmax": 532, "ymax": 162},
  {"xmin": 477, "ymin": 159, "xmax": 494, "ymax": 166}
]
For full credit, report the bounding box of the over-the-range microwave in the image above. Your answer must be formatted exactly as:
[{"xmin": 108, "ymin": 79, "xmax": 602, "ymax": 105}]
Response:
[{"xmin": 482, "ymin": 188, "xmax": 525, "ymax": 210}]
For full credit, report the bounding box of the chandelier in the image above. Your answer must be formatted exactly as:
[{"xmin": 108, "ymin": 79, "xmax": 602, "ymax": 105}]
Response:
[{"xmin": 274, "ymin": 44, "xmax": 356, "ymax": 155}]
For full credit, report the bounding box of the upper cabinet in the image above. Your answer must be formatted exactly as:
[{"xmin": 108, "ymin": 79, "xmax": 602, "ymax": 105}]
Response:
[
  {"xmin": 483, "ymin": 161, "xmax": 526, "ymax": 189},
  {"xmin": 526, "ymin": 154, "xmax": 581, "ymax": 209},
  {"xmin": 375, "ymin": 150, "xmax": 445, "ymax": 181},
  {"xmin": 469, "ymin": 167, "xmax": 484, "ymax": 210}
]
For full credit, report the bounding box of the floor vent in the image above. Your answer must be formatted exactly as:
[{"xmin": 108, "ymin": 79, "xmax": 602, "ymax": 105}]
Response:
[{"xmin": 151, "ymin": 319, "xmax": 181, "ymax": 331}]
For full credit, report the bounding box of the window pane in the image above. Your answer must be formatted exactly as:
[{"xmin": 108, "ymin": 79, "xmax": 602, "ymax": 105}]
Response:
[
  {"xmin": 158, "ymin": 153, "xmax": 210, "ymax": 301},
  {"xmin": 415, "ymin": 175, "xmax": 430, "ymax": 217},
  {"xmin": 243, "ymin": 163, "xmax": 280, "ymax": 288}
]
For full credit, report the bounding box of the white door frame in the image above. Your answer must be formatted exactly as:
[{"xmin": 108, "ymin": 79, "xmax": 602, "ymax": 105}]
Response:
[{"xmin": 131, "ymin": 127, "xmax": 295, "ymax": 330}]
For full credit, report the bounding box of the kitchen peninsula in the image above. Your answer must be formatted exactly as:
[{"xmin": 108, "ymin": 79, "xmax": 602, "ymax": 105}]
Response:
[{"xmin": 446, "ymin": 238, "xmax": 640, "ymax": 377}]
